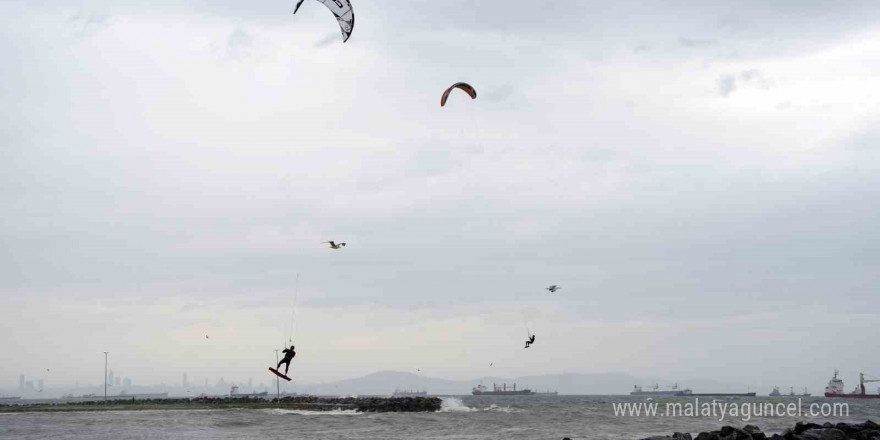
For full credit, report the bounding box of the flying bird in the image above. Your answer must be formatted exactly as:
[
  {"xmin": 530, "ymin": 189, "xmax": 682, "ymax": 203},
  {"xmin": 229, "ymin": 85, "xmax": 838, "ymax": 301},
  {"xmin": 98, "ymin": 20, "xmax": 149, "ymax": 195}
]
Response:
[
  {"xmin": 205, "ymin": 335, "xmax": 209, "ymax": 339},
  {"xmin": 322, "ymin": 241, "xmax": 347, "ymax": 250},
  {"xmin": 546, "ymin": 285, "xmax": 561, "ymax": 293}
]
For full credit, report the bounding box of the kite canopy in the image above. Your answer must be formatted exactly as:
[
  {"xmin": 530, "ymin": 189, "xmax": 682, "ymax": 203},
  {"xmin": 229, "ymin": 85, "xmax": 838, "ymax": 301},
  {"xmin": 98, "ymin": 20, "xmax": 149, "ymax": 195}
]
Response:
[
  {"xmin": 440, "ymin": 82, "xmax": 477, "ymax": 107},
  {"xmin": 294, "ymin": 0, "xmax": 355, "ymax": 43}
]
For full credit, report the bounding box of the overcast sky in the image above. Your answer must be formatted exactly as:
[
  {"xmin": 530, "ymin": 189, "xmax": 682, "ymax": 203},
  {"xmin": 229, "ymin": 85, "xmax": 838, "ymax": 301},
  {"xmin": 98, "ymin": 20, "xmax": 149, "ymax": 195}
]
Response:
[{"xmin": 2, "ymin": 0, "xmax": 879, "ymax": 392}]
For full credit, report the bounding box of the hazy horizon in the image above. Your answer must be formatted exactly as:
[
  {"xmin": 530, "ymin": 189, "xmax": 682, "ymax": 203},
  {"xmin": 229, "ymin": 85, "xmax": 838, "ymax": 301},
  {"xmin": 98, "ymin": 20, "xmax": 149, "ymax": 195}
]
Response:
[
  {"xmin": 2, "ymin": 0, "xmax": 879, "ymax": 392},
  {"xmin": 6, "ymin": 369, "xmax": 845, "ymax": 399}
]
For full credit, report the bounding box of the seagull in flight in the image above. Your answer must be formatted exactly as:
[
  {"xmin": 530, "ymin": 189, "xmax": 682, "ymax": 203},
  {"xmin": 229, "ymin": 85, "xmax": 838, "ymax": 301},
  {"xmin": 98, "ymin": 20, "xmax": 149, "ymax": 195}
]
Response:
[
  {"xmin": 546, "ymin": 285, "xmax": 562, "ymax": 293},
  {"xmin": 322, "ymin": 241, "xmax": 347, "ymax": 250}
]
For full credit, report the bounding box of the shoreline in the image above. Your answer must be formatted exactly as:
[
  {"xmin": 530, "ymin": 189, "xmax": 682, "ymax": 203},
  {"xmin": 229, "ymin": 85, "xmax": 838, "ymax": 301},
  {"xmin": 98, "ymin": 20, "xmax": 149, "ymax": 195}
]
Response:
[{"xmin": 0, "ymin": 396, "xmax": 442, "ymax": 413}]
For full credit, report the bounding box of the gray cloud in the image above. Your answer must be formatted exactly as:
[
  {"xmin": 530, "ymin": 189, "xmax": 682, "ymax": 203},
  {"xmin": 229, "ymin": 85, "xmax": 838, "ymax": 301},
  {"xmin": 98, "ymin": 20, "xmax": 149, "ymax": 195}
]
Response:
[
  {"xmin": 719, "ymin": 74, "xmax": 737, "ymax": 97},
  {"xmin": 313, "ymin": 32, "xmax": 339, "ymax": 48},
  {"xmin": 718, "ymin": 69, "xmax": 771, "ymax": 97},
  {"xmin": 482, "ymin": 83, "xmax": 514, "ymax": 103},
  {"xmin": 679, "ymin": 37, "xmax": 717, "ymax": 48}
]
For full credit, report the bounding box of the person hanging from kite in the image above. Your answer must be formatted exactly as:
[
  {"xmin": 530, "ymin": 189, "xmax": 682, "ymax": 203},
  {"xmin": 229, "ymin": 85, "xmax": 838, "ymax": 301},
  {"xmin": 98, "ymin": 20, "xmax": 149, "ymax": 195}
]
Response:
[
  {"xmin": 270, "ymin": 345, "xmax": 297, "ymax": 381},
  {"xmin": 277, "ymin": 345, "xmax": 296, "ymax": 375},
  {"xmin": 524, "ymin": 334, "xmax": 536, "ymax": 348}
]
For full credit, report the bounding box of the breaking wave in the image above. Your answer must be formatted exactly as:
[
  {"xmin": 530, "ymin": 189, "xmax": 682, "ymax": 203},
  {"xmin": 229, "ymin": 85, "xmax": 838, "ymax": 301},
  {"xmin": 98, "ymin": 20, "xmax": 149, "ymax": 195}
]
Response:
[
  {"xmin": 440, "ymin": 397, "xmax": 478, "ymax": 412},
  {"xmin": 439, "ymin": 397, "xmax": 520, "ymax": 413}
]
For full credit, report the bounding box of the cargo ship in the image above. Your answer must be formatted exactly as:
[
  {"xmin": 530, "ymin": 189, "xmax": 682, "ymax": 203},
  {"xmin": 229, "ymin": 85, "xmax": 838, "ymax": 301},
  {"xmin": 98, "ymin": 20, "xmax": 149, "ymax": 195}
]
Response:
[
  {"xmin": 685, "ymin": 392, "xmax": 757, "ymax": 397},
  {"xmin": 790, "ymin": 387, "xmax": 810, "ymax": 397},
  {"xmin": 824, "ymin": 370, "xmax": 880, "ymax": 399},
  {"xmin": 229, "ymin": 385, "xmax": 268, "ymax": 398},
  {"xmin": 472, "ymin": 383, "xmax": 534, "ymax": 396},
  {"xmin": 392, "ymin": 389, "xmax": 428, "ymax": 397},
  {"xmin": 631, "ymin": 383, "xmax": 692, "ymax": 396}
]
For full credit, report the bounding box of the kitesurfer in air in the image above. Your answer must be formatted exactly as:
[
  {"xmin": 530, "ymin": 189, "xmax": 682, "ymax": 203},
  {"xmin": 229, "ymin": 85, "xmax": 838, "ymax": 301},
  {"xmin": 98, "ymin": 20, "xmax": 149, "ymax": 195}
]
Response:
[
  {"xmin": 277, "ymin": 345, "xmax": 296, "ymax": 375},
  {"xmin": 524, "ymin": 334, "xmax": 535, "ymax": 348}
]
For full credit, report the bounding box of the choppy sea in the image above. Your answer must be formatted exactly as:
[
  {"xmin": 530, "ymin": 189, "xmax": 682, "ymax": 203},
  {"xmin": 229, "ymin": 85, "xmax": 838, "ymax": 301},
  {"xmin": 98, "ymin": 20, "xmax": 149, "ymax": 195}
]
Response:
[{"xmin": 1, "ymin": 395, "xmax": 877, "ymax": 440}]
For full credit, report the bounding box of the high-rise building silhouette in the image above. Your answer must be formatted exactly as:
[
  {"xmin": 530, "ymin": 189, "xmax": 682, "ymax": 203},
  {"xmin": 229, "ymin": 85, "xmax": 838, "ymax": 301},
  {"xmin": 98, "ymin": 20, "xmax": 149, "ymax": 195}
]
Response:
[
  {"xmin": 183, "ymin": 373, "xmax": 188, "ymax": 388},
  {"xmin": 19, "ymin": 375, "xmax": 24, "ymax": 391},
  {"xmin": 115, "ymin": 377, "xmax": 121, "ymax": 387},
  {"xmin": 123, "ymin": 377, "xmax": 132, "ymax": 388},
  {"xmin": 37, "ymin": 379, "xmax": 44, "ymax": 391},
  {"xmin": 108, "ymin": 370, "xmax": 115, "ymax": 387}
]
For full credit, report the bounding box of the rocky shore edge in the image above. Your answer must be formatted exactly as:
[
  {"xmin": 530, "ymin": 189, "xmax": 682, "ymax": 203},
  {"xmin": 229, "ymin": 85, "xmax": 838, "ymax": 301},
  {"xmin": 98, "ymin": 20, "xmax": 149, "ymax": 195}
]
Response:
[
  {"xmin": 636, "ymin": 420, "xmax": 879, "ymax": 440},
  {"xmin": 0, "ymin": 396, "xmax": 443, "ymax": 413}
]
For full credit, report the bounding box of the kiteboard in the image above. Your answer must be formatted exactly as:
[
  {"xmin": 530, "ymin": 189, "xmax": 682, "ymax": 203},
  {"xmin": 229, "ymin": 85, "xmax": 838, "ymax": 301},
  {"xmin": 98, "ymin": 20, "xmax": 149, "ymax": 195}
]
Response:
[{"xmin": 269, "ymin": 367, "xmax": 292, "ymax": 382}]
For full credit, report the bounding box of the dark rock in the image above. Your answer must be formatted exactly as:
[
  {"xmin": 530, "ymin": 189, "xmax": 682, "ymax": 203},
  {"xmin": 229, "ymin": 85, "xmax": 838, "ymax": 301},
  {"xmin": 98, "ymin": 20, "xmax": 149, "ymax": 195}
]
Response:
[
  {"xmin": 743, "ymin": 425, "xmax": 767, "ymax": 440},
  {"xmin": 794, "ymin": 423, "xmax": 824, "ymax": 435},
  {"xmin": 672, "ymin": 432, "xmax": 693, "ymax": 440},
  {"xmin": 857, "ymin": 431, "xmax": 880, "ymax": 440},
  {"xmin": 799, "ymin": 428, "xmax": 847, "ymax": 440},
  {"xmin": 694, "ymin": 427, "xmax": 753, "ymax": 440}
]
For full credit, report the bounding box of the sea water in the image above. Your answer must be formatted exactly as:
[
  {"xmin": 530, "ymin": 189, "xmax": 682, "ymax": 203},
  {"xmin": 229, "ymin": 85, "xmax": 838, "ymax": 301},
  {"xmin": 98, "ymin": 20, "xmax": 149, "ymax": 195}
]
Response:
[{"xmin": 1, "ymin": 395, "xmax": 877, "ymax": 440}]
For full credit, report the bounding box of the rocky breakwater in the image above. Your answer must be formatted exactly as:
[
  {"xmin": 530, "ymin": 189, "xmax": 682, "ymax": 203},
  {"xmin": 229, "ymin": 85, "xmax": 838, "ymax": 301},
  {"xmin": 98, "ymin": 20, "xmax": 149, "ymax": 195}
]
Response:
[
  {"xmin": 0, "ymin": 395, "xmax": 443, "ymax": 413},
  {"xmin": 638, "ymin": 420, "xmax": 880, "ymax": 440},
  {"xmin": 274, "ymin": 396, "xmax": 442, "ymax": 413}
]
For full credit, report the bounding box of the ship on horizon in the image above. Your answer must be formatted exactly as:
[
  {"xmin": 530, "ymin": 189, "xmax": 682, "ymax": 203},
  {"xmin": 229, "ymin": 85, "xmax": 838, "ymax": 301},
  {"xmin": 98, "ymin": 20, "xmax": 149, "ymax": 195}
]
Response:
[
  {"xmin": 229, "ymin": 385, "xmax": 268, "ymax": 398},
  {"xmin": 472, "ymin": 383, "xmax": 535, "ymax": 396},
  {"xmin": 825, "ymin": 370, "xmax": 880, "ymax": 399},
  {"xmin": 631, "ymin": 383, "xmax": 692, "ymax": 396},
  {"xmin": 392, "ymin": 388, "xmax": 428, "ymax": 397},
  {"xmin": 790, "ymin": 387, "xmax": 810, "ymax": 397}
]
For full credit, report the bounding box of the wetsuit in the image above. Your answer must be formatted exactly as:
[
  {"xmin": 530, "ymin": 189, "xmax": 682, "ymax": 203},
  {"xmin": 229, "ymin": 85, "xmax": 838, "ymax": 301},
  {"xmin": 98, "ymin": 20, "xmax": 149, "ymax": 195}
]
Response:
[{"xmin": 277, "ymin": 346, "xmax": 296, "ymax": 374}]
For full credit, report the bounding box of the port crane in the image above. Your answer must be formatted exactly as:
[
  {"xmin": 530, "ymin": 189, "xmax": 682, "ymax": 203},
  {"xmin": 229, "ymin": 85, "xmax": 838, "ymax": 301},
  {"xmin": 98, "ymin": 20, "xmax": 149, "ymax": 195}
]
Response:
[{"xmin": 855, "ymin": 373, "xmax": 880, "ymax": 395}]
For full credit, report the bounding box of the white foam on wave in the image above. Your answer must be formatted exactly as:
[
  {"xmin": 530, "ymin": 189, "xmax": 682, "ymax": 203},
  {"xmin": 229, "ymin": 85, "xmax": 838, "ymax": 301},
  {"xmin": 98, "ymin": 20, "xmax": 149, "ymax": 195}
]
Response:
[
  {"xmin": 439, "ymin": 398, "xmax": 521, "ymax": 413},
  {"xmin": 264, "ymin": 408, "xmax": 362, "ymax": 416},
  {"xmin": 439, "ymin": 397, "xmax": 478, "ymax": 412},
  {"xmin": 484, "ymin": 403, "xmax": 519, "ymax": 413}
]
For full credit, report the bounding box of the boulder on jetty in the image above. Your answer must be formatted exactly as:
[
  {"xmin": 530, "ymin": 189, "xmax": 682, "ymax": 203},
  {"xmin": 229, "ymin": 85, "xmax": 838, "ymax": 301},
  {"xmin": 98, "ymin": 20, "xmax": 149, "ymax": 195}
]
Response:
[{"xmin": 639, "ymin": 420, "xmax": 879, "ymax": 440}]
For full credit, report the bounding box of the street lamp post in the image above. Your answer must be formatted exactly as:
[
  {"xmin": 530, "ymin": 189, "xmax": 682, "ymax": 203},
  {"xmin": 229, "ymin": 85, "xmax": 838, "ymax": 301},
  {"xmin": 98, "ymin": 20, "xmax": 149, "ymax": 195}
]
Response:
[
  {"xmin": 274, "ymin": 349, "xmax": 280, "ymax": 399},
  {"xmin": 103, "ymin": 352, "xmax": 109, "ymax": 402}
]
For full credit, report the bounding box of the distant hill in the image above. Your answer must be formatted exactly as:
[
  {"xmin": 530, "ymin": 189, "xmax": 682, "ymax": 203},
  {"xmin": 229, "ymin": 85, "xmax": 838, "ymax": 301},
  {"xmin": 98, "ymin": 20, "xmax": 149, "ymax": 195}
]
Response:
[{"xmin": 295, "ymin": 371, "xmax": 753, "ymax": 396}]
